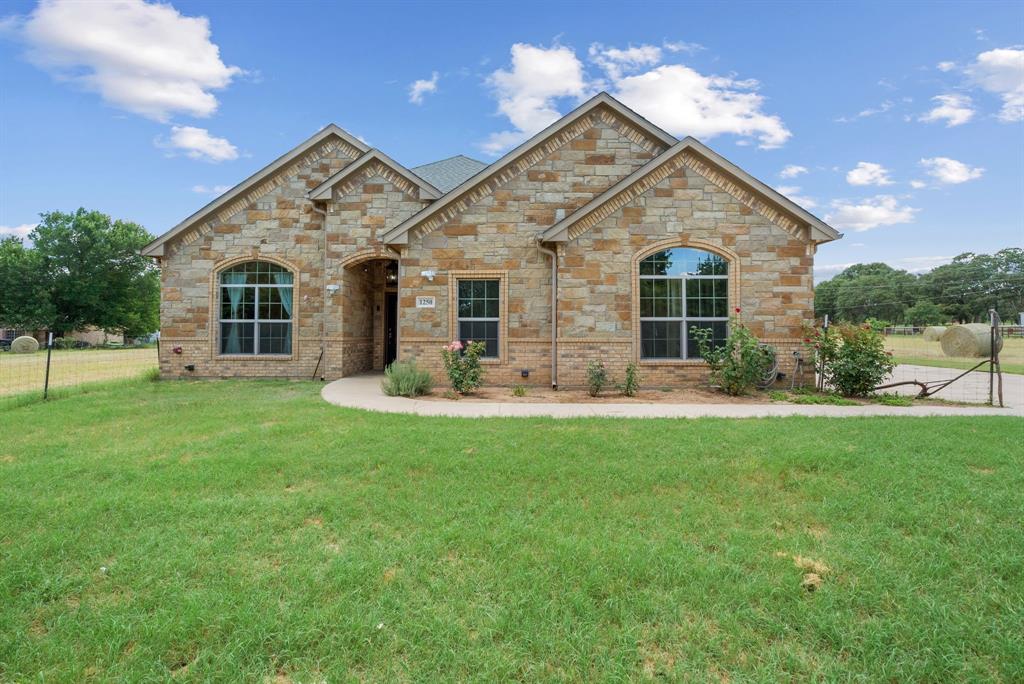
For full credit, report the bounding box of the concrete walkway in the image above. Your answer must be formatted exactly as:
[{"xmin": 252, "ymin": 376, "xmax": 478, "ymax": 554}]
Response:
[{"xmin": 321, "ymin": 372, "xmax": 1023, "ymax": 419}]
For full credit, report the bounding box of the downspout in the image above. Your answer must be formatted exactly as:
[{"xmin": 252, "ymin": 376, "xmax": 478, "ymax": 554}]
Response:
[
  {"xmin": 311, "ymin": 200, "xmax": 328, "ymax": 380},
  {"xmin": 535, "ymin": 238, "xmax": 558, "ymax": 389}
]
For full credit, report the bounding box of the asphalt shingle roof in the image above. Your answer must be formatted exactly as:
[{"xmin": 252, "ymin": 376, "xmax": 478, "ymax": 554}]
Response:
[{"xmin": 411, "ymin": 155, "xmax": 487, "ymax": 193}]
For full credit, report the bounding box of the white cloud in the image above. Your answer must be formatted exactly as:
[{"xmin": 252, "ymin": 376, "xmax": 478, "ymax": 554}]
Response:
[
  {"xmin": 937, "ymin": 61, "xmax": 957, "ymax": 72},
  {"xmin": 589, "ymin": 43, "xmax": 662, "ymax": 80},
  {"xmin": 775, "ymin": 185, "xmax": 817, "ymax": 209},
  {"xmin": 779, "ymin": 164, "xmax": 808, "ymax": 179},
  {"xmin": 825, "ymin": 195, "xmax": 919, "ymax": 232},
  {"xmin": 909, "ymin": 179, "xmax": 927, "ymax": 189},
  {"xmin": 159, "ymin": 125, "xmax": 238, "ymax": 162},
  {"xmin": 663, "ymin": 40, "xmax": 704, "ymax": 54},
  {"xmin": 846, "ymin": 162, "xmax": 894, "ymax": 186},
  {"xmin": 919, "ymin": 94, "xmax": 975, "ymax": 126},
  {"xmin": 481, "ymin": 43, "xmax": 588, "ymax": 155},
  {"xmin": 191, "ymin": 184, "xmax": 231, "ymax": 194},
  {"xmin": 612, "ymin": 64, "xmax": 790, "ymax": 148},
  {"xmin": 0, "ymin": 223, "xmax": 37, "ymax": 241},
  {"xmin": 919, "ymin": 156, "xmax": 984, "ymax": 184},
  {"xmin": 835, "ymin": 100, "xmax": 893, "ymax": 123},
  {"xmin": 15, "ymin": 0, "xmax": 241, "ymax": 122},
  {"xmin": 408, "ymin": 71, "xmax": 439, "ymax": 105},
  {"xmin": 966, "ymin": 47, "xmax": 1024, "ymax": 122},
  {"xmin": 480, "ymin": 41, "xmax": 791, "ymax": 153}
]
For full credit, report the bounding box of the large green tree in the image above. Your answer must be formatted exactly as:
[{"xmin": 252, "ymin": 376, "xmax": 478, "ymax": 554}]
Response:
[{"xmin": 0, "ymin": 209, "xmax": 158, "ymax": 337}]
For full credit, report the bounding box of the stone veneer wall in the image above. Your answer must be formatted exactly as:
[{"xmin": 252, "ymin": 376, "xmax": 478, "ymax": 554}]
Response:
[
  {"xmin": 554, "ymin": 158, "xmax": 813, "ymax": 387},
  {"xmin": 397, "ymin": 113, "xmax": 666, "ymax": 386},
  {"xmin": 158, "ymin": 135, "xmax": 426, "ymax": 380}
]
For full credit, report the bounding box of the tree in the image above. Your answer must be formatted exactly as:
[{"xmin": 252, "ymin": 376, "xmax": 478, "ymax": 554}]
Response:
[
  {"xmin": 824, "ymin": 263, "xmax": 918, "ymax": 323},
  {"xmin": 903, "ymin": 301, "xmax": 945, "ymax": 326},
  {"xmin": 2, "ymin": 209, "xmax": 159, "ymax": 337},
  {"xmin": 0, "ymin": 236, "xmax": 54, "ymax": 329}
]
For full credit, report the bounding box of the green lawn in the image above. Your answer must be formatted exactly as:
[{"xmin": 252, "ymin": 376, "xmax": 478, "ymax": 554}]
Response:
[{"xmin": 1, "ymin": 380, "xmax": 1021, "ymax": 681}]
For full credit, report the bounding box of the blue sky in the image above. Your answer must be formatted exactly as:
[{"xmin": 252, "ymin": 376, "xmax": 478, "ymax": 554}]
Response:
[{"xmin": 1, "ymin": 0, "xmax": 1021, "ymax": 280}]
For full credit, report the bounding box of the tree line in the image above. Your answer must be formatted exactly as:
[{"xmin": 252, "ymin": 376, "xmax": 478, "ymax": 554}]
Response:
[
  {"xmin": 0, "ymin": 209, "xmax": 159, "ymax": 339},
  {"xmin": 814, "ymin": 248, "xmax": 1023, "ymax": 326}
]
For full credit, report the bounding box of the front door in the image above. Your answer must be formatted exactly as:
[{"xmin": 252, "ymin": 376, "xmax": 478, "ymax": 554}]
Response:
[{"xmin": 384, "ymin": 291, "xmax": 397, "ymax": 367}]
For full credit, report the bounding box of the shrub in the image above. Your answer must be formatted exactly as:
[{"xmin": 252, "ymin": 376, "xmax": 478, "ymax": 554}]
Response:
[
  {"xmin": 511, "ymin": 384, "xmax": 527, "ymax": 397},
  {"xmin": 620, "ymin": 362, "xmax": 640, "ymax": 397},
  {"xmin": 381, "ymin": 359, "xmax": 434, "ymax": 397},
  {"xmin": 51, "ymin": 337, "xmax": 72, "ymax": 350},
  {"xmin": 807, "ymin": 323, "xmax": 896, "ymax": 397},
  {"xmin": 691, "ymin": 316, "xmax": 773, "ymax": 396},
  {"xmin": 586, "ymin": 360, "xmax": 609, "ymax": 397},
  {"xmin": 440, "ymin": 340, "xmax": 485, "ymax": 394}
]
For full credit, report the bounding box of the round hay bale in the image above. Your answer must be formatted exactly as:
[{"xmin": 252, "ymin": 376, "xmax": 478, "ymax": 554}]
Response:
[
  {"xmin": 922, "ymin": 326, "xmax": 946, "ymax": 341},
  {"xmin": 10, "ymin": 335, "xmax": 39, "ymax": 353},
  {"xmin": 940, "ymin": 324, "xmax": 1003, "ymax": 358}
]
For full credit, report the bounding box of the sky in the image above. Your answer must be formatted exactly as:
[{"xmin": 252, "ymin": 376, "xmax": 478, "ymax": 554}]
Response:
[{"xmin": 1, "ymin": 0, "xmax": 1022, "ymax": 281}]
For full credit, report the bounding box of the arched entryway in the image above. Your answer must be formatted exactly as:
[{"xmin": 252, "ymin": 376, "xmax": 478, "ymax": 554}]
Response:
[{"xmin": 340, "ymin": 256, "xmax": 398, "ymax": 375}]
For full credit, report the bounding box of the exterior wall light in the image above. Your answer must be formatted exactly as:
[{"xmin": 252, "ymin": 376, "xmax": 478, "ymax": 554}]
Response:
[
  {"xmin": 326, "ymin": 284, "xmax": 340, "ymax": 295},
  {"xmin": 420, "ymin": 269, "xmax": 436, "ymax": 282}
]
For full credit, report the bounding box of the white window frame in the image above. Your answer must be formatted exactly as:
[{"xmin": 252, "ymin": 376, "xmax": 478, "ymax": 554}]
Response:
[
  {"xmin": 639, "ymin": 252, "xmax": 729, "ymax": 360},
  {"xmin": 456, "ymin": 278, "xmax": 500, "ymax": 359},
  {"xmin": 219, "ymin": 273, "xmax": 294, "ymax": 356}
]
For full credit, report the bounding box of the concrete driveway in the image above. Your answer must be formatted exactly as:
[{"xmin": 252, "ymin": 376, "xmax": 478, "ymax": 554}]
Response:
[{"xmin": 884, "ymin": 364, "xmax": 1022, "ymax": 407}]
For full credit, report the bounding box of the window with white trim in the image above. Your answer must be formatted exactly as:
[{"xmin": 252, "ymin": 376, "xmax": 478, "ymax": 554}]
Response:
[
  {"xmin": 639, "ymin": 247, "xmax": 729, "ymax": 359},
  {"xmin": 219, "ymin": 261, "xmax": 293, "ymax": 355},
  {"xmin": 457, "ymin": 279, "xmax": 499, "ymax": 358}
]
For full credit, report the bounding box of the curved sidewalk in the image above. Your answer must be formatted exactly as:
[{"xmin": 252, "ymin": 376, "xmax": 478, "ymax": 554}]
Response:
[{"xmin": 322, "ymin": 374, "xmax": 1023, "ymax": 419}]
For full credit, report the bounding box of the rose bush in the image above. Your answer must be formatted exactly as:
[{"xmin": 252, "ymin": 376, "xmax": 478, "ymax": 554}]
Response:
[{"xmin": 440, "ymin": 340, "xmax": 485, "ymax": 394}]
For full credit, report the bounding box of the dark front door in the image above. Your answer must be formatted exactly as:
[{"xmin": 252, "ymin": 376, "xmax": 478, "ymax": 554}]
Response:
[{"xmin": 384, "ymin": 291, "xmax": 397, "ymax": 367}]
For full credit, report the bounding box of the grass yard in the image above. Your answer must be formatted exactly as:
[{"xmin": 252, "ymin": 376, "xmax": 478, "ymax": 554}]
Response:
[
  {"xmin": 0, "ymin": 347, "xmax": 158, "ymax": 398},
  {"xmin": 885, "ymin": 335, "xmax": 1024, "ymax": 375},
  {"xmin": 1, "ymin": 380, "xmax": 1021, "ymax": 681}
]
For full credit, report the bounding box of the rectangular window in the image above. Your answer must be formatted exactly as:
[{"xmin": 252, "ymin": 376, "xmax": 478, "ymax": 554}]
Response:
[{"xmin": 457, "ymin": 279, "xmax": 499, "ymax": 358}]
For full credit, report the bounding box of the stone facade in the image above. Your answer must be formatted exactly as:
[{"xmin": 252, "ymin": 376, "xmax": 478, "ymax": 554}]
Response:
[{"xmin": 149, "ymin": 95, "xmax": 836, "ymax": 390}]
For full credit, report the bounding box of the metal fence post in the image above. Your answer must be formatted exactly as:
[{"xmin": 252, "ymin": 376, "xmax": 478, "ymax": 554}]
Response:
[{"xmin": 43, "ymin": 332, "xmax": 53, "ymax": 400}]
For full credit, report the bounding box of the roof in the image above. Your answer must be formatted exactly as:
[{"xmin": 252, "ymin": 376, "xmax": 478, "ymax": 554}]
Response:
[
  {"xmin": 307, "ymin": 149, "xmax": 441, "ymax": 201},
  {"xmin": 411, "ymin": 155, "xmax": 487, "ymax": 193},
  {"xmin": 540, "ymin": 136, "xmax": 842, "ymax": 244},
  {"xmin": 141, "ymin": 124, "xmax": 369, "ymax": 257},
  {"xmin": 383, "ymin": 92, "xmax": 678, "ymax": 245}
]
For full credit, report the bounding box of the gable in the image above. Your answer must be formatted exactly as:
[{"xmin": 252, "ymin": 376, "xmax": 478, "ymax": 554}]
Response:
[
  {"xmin": 542, "ymin": 137, "xmax": 841, "ymax": 244},
  {"xmin": 141, "ymin": 125, "xmax": 369, "ymax": 258},
  {"xmin": 307, "ymin": 149, "xmax": 441, "ymax": 202},
  {"xmin": 383, "ymin": 92, "xmax": 677, "ymax": 245}
]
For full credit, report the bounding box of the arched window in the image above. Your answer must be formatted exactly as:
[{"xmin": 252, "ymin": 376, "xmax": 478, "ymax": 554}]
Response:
[
  {"xmin": 639, "ymin": 247, "xmax": 728, "ymax": 359},
  {"xmin": 219, "ymin": 261, "xmax": 293, "ymax": 355}
]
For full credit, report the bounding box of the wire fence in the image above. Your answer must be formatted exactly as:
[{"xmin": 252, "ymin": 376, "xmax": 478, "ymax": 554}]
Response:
[
  {"xmin": 874, "ymin": 316, "xmax": 1016, "ymax": 406},
  {"xmin": 0, "ymin": 339, "xmax": 159, "ymax": 409}
]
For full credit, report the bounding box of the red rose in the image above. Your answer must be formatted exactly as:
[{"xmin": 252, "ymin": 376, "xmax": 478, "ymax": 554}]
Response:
[{"xmin": 734, "ymin": 307, "xmax": 741, "ymax": 313}]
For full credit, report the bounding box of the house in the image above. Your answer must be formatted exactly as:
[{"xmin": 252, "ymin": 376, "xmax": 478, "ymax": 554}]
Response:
[{"xmin": 141, "ymin": 92, "xmax": 841, "ymax": 388}]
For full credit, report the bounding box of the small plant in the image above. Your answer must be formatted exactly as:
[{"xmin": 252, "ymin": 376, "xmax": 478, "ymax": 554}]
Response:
[
  {"xmin": 806, "ymin": 323, "xmax": 896, "ymax": 397},
  {"xmin": 586, "ymin": 360, "xmax": 609, "ymax": 397},
  {"xmin": 692, "ymin": 314, "xmax": 773, "ymax": 396},
  {"xmin": 443, "ymin": 389, "xmax": 459, "ymax": 400},
  {"xmin": 381, "ymin": 359, "xmax": 434, "ymax": 397},
  {"xmin": 440, "ymin": 340, "xmax": 485, "ymax": 394},
  {"xmin": 511, "ymin": 384, "xmax": 527, "ymax": 397},
  {"xmin": 768, "ymin": 390, "xmax": 788, "ymax": 402},
  {"xmin": 790, "ymin": 392, "xmax": 859, "ymax": 406},
  {"xmin": 873, "ymin": 392, "xmax": 912, "ymax": 407},
  {"xmin": 619, "ymin": 362, "xmax": 640, "ymax": 397}
]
